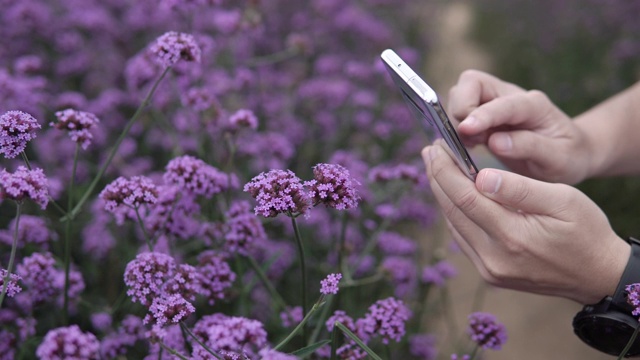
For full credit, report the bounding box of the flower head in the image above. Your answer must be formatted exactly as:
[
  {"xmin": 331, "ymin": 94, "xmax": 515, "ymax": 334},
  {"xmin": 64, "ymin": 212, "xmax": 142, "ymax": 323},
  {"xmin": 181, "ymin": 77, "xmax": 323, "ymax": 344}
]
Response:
[
  {"xmin": 163, "ymin": 155, "xmax": 237, "ymax": 198},
  {"xmin": 280, "ymin": 306, "xmax": 303, "ymax": 328},
  {"xmin": 220, "ymin": 200, "xmax": 267, "ymax": 255},
  {"xmin": 410, "ymin": 334, "xmax": 437, "ymax": 360},
  {"xmin": 144, "ymin": 293, "xmax": 195, "ymax": 327},
  {"xmin": 467, "ymin": 312, "xmax": 508, "ymax": 350},
  {"xmin": 0, "ymin": 110, "xmax": 40, "ymax": 158},
  {"xmin": 243, "ymin": 169, "xmax": 311, "ymax": 218},
  {"xmin": 627, "ymin": 283, "xmax": 640, "ymax": 316},
  {"xmin": 123, "ymin": 252, "xmax": 176, "ymax": 306},
  {"xmin": 0, "ymin": 269, "xmax": 22, "ymax": 298},
  {"xmin": 228, "ymin": 109, "xmax": 258, "ymax": 131},
  {"xmin": 320, "ymin": 273, "xmax": 342, "ymax": 295},
  {"xmin": 99, "ymin": 176, "xmax": 158, "ymax": 213},
  {"xmin": 192, "ymin": 314, "xmax": 267, "ymax": 356},
  {"xmin": 0, "ymin": 166, "xmax": 49, "ymax": 209},
  {"xmin": 356, "ymin": 297, "xmax": 412, "ymax": 344},
  {"xmin": 305, "ymin": 163, "xmax": 360, "ymax": 210},
  {"xmin": 50, "ymin": 108, "xmax": 100, "ymax": 150},
  {"xmin": 16, "ymin": 252, "xmax": 57, "ymax": 303},
  {"xmin": 35, "ymin": 325, "xmax": 100, "ymax": 360},
  {"xmin": 421, "ymin": 260, "xmax": 458, "ymax": 287},
  {"xmin": 197, "ymin": 251, "xmax": 236, "ymax": 305},
  {"xmin": 150, "ymin": 31, "xmax": 201, "ymax": 68}
]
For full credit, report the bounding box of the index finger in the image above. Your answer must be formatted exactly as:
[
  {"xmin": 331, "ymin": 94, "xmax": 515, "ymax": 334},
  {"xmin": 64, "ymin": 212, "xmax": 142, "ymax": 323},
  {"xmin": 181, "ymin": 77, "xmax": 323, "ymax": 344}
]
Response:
[{"xmin": 447, "ymin": 70, "xmax": 524, "ymax": 122}]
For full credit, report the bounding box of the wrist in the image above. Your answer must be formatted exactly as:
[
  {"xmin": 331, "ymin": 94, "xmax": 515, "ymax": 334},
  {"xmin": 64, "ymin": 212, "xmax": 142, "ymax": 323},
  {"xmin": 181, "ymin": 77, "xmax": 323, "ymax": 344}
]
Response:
[{"xmin": 572, "ymin": 117, "xmax": 610, "ymax": 182}]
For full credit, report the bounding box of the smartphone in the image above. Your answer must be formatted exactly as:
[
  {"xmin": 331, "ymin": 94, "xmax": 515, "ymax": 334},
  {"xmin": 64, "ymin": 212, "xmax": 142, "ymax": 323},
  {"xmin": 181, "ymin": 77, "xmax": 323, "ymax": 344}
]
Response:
[{"xmin": 380, "ymin": 49, "xmax": 478, "ymax": 180}]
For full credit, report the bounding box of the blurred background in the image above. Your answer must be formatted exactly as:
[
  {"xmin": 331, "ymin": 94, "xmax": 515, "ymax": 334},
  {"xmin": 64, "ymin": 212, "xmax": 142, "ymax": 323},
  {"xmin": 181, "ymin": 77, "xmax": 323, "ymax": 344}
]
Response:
[{"xmin": 425, "ymin": 1, "xmax": 640, "ymax": 359}]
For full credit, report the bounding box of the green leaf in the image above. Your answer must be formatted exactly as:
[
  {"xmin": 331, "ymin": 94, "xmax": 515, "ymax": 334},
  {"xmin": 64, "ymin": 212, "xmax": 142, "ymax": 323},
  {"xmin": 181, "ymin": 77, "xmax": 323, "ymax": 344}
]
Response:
[
  {"xmin": 335, "ymin": 322, "xmax": 383, "ymax": 360},
  {"xmin": 290, "ymin": 340, "xmax": 332, "ymax": 358}
]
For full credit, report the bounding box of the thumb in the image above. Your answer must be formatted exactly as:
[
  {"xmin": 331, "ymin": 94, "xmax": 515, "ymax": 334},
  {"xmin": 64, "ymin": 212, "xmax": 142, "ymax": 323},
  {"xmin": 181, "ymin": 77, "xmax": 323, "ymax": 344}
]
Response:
[{"xmin": 475, "ymin": 168, "xmax": 575, "ymax": 215}]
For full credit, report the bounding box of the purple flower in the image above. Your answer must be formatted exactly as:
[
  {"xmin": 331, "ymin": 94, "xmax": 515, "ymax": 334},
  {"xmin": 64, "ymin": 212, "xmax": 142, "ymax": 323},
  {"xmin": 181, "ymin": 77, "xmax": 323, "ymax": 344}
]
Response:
[
  {"xmin": 16, "ymin": 252, "xmax": 57, "ymax": 303},
  {"xmin": 257, "ymin": 348, "xmax": 298, "ymax": 360},
  {"xmin": 356, "ymin": 297, "xmax": 412, "ymax": 344},
  {"xmin": 368, "ymin": 163, "xmax": 422, "ymax": 184},
  {"xmin": 163, "ymin": 155, "xmax": 237, "ymax": 198},
  {"xmin": 320, "ymin": 273, "xmax": 342, "ymax": 295},
  {"xmin": 228, "ymin": 109, "xmax": 258, "ymax": 131},
  {"xmin": 326, "ymin": 310, "xmax": 355, "ymax": 332},
  {"xmin": 280, "ymin": 306, "xmax": 303, "ymax": 328},
  {"xmin": 197, "ymin": 250, "xmax": 236, "ymax": 305},
  {"xmin": 99, "ymin": 176, "xmax": 158, "ymax": 214},
  {"xmin": 0, "ymin": 166, "xmax": 49, "ymax": 209},
  {"xmin": 219, "ymin": 200, "xmax": 267, "ymax": 255},
  {"xmin": 181, "ymin": 86, "xmax": 218, "ymax": 111},
  {"xmin": 36, "ymin": 325, "xmax": 100, "ymax": 360},
  {"xmin": 381, "ymin": 257, "xmax": 417, "ymax": 297},
  {"xmin": 243, "ymin": 169, "xmax": 311, "ymax": 218},
  {"xmin": 0, "ymin": 215, "xmax": 52, "ymax": 248},
  {"xmin": 305, "ymin": 163, "xmax": 360, "ymax": 210},
  {"xmin": 163, "ymin": 263, "xmax": 203, "ymax": 301},
  {"xmin": 377, "ymin": 231, "xmax": 417, "ymax": 256},
  {"xmin": 144, "ymin": 293, "xmax": 195, "ymax": 327},
  {"xmin": 467, "ymin": 312, "xmax": 508, "ymax": 350},
  {"xmin": 145, "ymin": 185, "xmax": 200, "ymax": 240},
  {"xmin": 150, "ymin": 31, "xmax": 201, "ymax": 68},
  {"xmin": 409, "ymin": 334, "xmax": 438, "ymax": 360},
  {"xmin": 0, "ymin": 269, "xmax": 21, "ymax": 298},
  {"xmin": 50, "ymin": 108, "xmax": 100, "ymax": 149},
  {"xmin": 123, "ymin": 252, "xmax": 176, "ymax": 306},
  {"xmin": 90, "ymin": 312, "xmax": 112, "ymax": 333},
  {"xmin": 627, "ymin": 283, "xmax": 640, "ymax": 316},
  {"xmin": 192, "ymin": 313, "xmax": 267, "ymax": 356},
  {"xmin": 421, "ymin": 260, "xmax": 458, "ymax": 287},
  {"xmin": 0, "ymin": 110, "xmax": 40, "ymax": 158},
  {"xmin": 450, "ymin": 355, "xmax": 470, "ymax": 360}
]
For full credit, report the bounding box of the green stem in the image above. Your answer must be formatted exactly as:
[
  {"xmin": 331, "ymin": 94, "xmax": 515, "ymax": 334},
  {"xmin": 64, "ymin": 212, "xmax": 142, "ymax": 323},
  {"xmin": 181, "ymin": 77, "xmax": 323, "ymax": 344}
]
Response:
[
  {"xmin": 617, "ymin": 323, "xmax": 640, "ymax": 360},
  {"xmin": 180, "ymin": 322, "xmax": 223, "ymax": 360},
  {"xmin": 245, "ymin": 255, "xmax": 288, "ymax": 312},
  {"xmin": 63, "ymin": 67, "xmax": 171, "ymax": 222},
  {"xmin": 158, "ymin": 341, "xmax": 189, "ymax": 360},
  {"xmin": 309, "ymin": 295, "xmax": 334, "ymax": 345},
  {"xmin": 341, "ymin": 273, "xmax": 384, "ymax": 288},
  {"xmin": 336, "ymin": 213, "xmax": 351, "ymax": 282},
  {"xmin": 290, "ymin": 215, "xmax": 308, "ymax": 342},
  {"xmin": 63, "ymin": 144, "xmax": 79, "ymax": 323},
  {"xmin": 0, "ymin": 202, "xmax": 22, "ymax": 308},
  {"xmin": 134, "ymin": 207, "xmax": 153, "ymax": 252},
  {"xmin": 330, "ymin": 322, "xmax": 339, "ymax": 360},
  {"xmin": 274, "ymin": 301, "xmax": 322, "ymax": 351},
  {"xmin": 334, "ymin": 322, "xmax": 383, "ymax": 360},
  {"xmin": 469, "ymin": 345, "xmax": 480, "ymax": 360}
]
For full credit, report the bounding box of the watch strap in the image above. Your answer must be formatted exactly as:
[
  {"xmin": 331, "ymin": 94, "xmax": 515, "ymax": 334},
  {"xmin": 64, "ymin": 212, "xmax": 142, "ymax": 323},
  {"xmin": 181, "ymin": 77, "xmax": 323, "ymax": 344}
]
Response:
[{"xmin": 611, "ymin": 237, "xmax": 640, "ymax": 313}]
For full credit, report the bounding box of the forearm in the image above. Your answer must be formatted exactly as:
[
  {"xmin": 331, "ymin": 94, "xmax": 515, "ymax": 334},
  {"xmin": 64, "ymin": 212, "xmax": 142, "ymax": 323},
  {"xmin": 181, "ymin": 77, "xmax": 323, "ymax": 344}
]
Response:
[{"xmin": 574, "ymin": 81, "xmax": 640, "ymax": 178}]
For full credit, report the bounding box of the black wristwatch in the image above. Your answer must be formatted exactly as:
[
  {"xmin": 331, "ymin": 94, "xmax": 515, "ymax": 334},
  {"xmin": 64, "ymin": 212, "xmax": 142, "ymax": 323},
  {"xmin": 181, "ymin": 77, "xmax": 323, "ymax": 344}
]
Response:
[{"xmin": 573, "ymin": 237, "xmax": 640, "ymax": 357}]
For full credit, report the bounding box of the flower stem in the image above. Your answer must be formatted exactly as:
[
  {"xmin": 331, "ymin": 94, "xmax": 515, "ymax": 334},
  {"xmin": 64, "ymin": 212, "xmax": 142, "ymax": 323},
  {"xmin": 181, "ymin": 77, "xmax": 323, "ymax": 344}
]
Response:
[
  {"xmin": 274, "ymin": 301, "xmax": 322, "ymax": 351},
  {"xmin": 617, "ymin": 323, "xmax": 640, "ymax": 360},
  {"xmin": 245, "ymin": 255, "xmax": 288, "ymax": 311},
  {"xmin": 0, "ymin": 202, "xmax": 22, "ymax": 308},
  {"xmin": 309, "ymin": 295, "xmax": 334, "ymax": 345},
  {"xmin": 63, "ymin": 144, "xmax": 80, "ymax": 323},
  {"xmin": 158, "ymin": 341, "xmax": 189, "ymax": 360},
  {"xmin": 334, "ymin": 322, "xmax": 383, "ymax": 360},
  {"xmin": 330, "ymin": 322, "xmax": 339, "ymax": 360},
  {"xmin": 180, "ymin": 322, "xmax": 223, "ymax": 360},
  {"xmin": 63, "ymin": 67, "xmax": 171, "ymax": 222},
  {"xmin": 469, "ymin": 345, "xmax": 480, "ymax": 360},
  {"xmin": 134, "ymin": 207, "xmax": 153, "ymax": 252},
  {"xmin": 290, "ymin": 215, "xmax": 308, "ymax": 342}
]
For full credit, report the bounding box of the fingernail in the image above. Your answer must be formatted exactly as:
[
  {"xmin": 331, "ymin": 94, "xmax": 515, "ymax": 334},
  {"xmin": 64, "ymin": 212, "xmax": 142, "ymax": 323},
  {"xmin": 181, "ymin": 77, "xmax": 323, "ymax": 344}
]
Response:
[
  {"xmin": 492, "ymin": 133, "xmax": 512, "ymax": 152},
  {"xmin": 480, "ymin": 170, "xmax": 502, "ymax": 194}
]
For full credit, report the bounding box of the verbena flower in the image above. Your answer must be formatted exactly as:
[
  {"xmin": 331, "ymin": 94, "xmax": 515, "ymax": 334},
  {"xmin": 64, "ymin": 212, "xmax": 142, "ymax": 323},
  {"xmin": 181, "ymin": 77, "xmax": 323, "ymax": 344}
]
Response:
[
  {"xmin": 0, "ymin": 166, "xmax": 49, "ymax": 209},
  {"xmin": 192, "ymin": 314, "xmax": 267, "ymax": 357},
  {"xmin": 305, "ymin": 163, "xmax": 360, "ymax": 210},
  {"xmin": 99, "ymin": 175, "xmax": 158, "ymax": 213},
  {"xmin": 368, "ymin": 163, "xmax": 422, "ymax": 184},
  {"xmin": 163, "ymin": 263, "xmax": 203, "ymax": 301},
  {"xmin": 228, "ymin": 109, "xmax": 258, "ymax": 131},
  {"xmin": 35, "ymin": 325, "xmax": 100, "ymax": 360},
  {"xmin": 0, "ymin": 110, "xmax": 40, "ymax": 158},
  {"xmin": 0, "ymin": 215, "xmax": 52, "ymax": 248},
  {"xmin": 381, "ymin": 256, "xmax": 417, "ymax": 297},
  {"xmin": 50, "ymin": 108, "xmax": 100, "ymax": 150},
  {"xmin": 163, "ymin": 155, "xmax": 237, "ymax": 199},
  {"xmin": 258, "ymin": 348, "xmax": 298, "ymax": 360},
  {"xmin": 320, "ymin": 273, "xmax": 342, "ymax": 295},
  {"xmin": 144, "ymin": 293, "xmax": 195, "ymax": 327},
  {"xmin": 421, "ymin": 260, "xmax": 458, "ymax": 287},
  {"xmin": 196, "ymin": 250, "xmax": 236, "ymax": 305},
  {"xmin": 123, "ymin": 252, "xmax": 176, "ymax": 306},
  {"xmin": 0, "ymin": 269, "xmax": 22, "ymax": 298},
  {"xmin": 377, "ymin": 231, "xmax": 417, "ymax": 256},
  {"xmin": 145, "ymin": 185, "xmax": 200, "ymax": 240},
  {"xmin": 356, "ymin": 297, "xmax": 412, "ymax": 344},
  {"xmin": 450, "ymin": 354, "xmax": 471, "ymax": 360},
  {"xmin": 326, "ymin": 310, "xmax": 355, "ymax": 332},
  {"xmin": 221, "ymin": 200, "xmax": 267, "ymax": 255},
  {"xmin": 16, "ymin": 252, "xmax": 58, "ymax": 304},
  {"xmin": 243, "ymin": 169, "xmax": 311, "ymax": 218},
  {"xmin": 150, "ymin": 31, "xmax": 201, "ymax": 68},
  {"xmin": 626, "ymin": 283, "xmax": 640, "ymax": 316},
  {"xmin": 279, "ymin": 306, "xmax": 303, "ymax": 328},
  {"xmin": 409, "ymin": 334, "xmax": 438, "ymax": 360},
  {"xmin": 467, "ymin": 312, "xmax": 508, "ymax": 350}
]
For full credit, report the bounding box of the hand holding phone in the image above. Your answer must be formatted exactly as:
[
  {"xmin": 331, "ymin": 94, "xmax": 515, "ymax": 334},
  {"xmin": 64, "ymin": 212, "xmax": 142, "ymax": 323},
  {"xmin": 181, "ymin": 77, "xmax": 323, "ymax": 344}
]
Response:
[{"xmin": 381, "ymin": 49, "xmax": 478, "ymax": 180}]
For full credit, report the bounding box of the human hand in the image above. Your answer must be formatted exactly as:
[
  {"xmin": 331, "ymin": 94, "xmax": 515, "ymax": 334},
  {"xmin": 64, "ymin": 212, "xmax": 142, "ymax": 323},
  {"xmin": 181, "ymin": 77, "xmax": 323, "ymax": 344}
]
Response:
[
  {"xmin": 447, "ymin": 70, "xmax": 593, "ymax": 184},
  {"xmin": 422, "ymin": 142, "xmax": 630, "ymax": 305}
]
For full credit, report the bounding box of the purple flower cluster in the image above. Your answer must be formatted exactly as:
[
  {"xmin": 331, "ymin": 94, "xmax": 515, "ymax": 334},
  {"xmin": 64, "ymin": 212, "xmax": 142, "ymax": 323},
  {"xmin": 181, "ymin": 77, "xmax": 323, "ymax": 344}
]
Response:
[
  {"xmin": 0, "ymin": 110, "xmax": 40, "ymax": 158},
  {"xmin": 0, "ymin": 215, "xmax": 52, "ymax": 248},
  {"xmin": 409, "ymin": 334, "xmax": 438, "ymax": 360},
  {"xmin": 192, "ymin": 313, "xmax": 267, "ymax": 357},
  {"xmin": 0, "ymin": 166, "xmax": 49, "ymax": 209},
  {"xmin": 305, "ymin": 163, "xmax": 360, "ymax": 210},
  {"xmin": 381, "ymin": 257, "xmax": 417, "ymax": 297},
  {"xmin": 123, "ymin": 252, "xmax": 176, "ymax": 306},
  {"xmin": 150, "ymin": 31, "xmax": 202, "ymax": 68},
  {"xmin": 217, "ymin": 200, "xmax": 267, "ymax": 255},
  {"xmin": 35, "ymin": 325, "xmax": 99, "ymax": 360},
  {"xmin": 144, "ymin": 293, "xmax": 195, "ymax": 327},
  {"xmin": 467, "ymin": 312, "xmax": 508, "ymax": 350},
  {"xmin": 50, "ymin": 108, "xmax": 100, "ymax": 149},
  {"xmin": 320, "ymin": 273, "xmax": 342, "ymax": 295},
  {"xmin": 144, "ymin": 184, "xmax": 200, "ymax": 239},
  {"xmin": 228, "ymin": 109, "xmax": 258, "ymax": 131},
  {"xmin": 368, "ymin": 163, "xmax": 423, "ymax": 184},
  {"xmin": 163, "ymin": 155, "xmax": 236, "ymax": 198},
  {"xmin": 243, "ymin": 169, "xmax": 311, "ymax": 218},
  {"xmin": 280, "ymin": 306, "xmax": 303, "ymax": 328},
  {"xmin": 357, "ymin": 297, "xmax": 412, "ymax": 344},
  {"xmin": 16, "ymin": 252, "xmax": 60, "ymax": 304},
  {"xmin": 421, "ymin": 260, "xmax": 458, "ymax": 287},
  {"xmin": 626, "ymin": 283, "xmax": 640, "ymax": 316},
  {"xmin": 99, "ymin": 175, "xmax": 158, "ymax": 218},
  {"xmin": 197, "ymin": 250, "xmax": 236, "ymax": 305},
  {"xmin": 376, "ymin": 231, "xmax": 417, "ymax": 255},
  {"xmin": 0, "ymin": 269, "xmax": 22, "ymax": 298}
]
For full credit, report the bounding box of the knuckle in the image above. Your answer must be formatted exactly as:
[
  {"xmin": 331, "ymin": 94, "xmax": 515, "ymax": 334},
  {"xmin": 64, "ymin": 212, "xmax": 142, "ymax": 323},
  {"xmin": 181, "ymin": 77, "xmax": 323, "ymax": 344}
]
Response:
[
  {"xmin": 526, "ymin": 89, "xmax": 550, "ymax": 104},
  {"xmin": 452, "ymin": 187, "xmax": 480, "ymax": 213},
  {"xmin": 458, "ymin": 69, "xmax": 484, "ymax": 82},
  {"xmin": 508, "ymin": 178, "xmax": 533, "ymax": 207}
]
